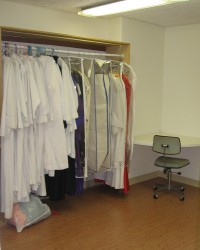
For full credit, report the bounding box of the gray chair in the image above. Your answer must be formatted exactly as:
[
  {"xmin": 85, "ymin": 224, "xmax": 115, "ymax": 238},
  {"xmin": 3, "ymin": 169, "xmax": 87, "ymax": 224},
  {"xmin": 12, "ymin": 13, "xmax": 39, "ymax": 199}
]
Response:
[{"xmin": 152, "ymin": 135, "xmax": 190, "ymax": 201}]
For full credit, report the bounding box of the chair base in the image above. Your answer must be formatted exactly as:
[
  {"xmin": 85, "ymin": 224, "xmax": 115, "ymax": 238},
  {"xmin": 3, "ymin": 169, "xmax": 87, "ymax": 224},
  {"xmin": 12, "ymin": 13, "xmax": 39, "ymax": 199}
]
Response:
[
  {"xmin": 153, "ymin": 183, "xmax": 185, "ymax": 201},
  {"xmin": 153, "ymin": 168, "xmax": 185, "ymax": 201}
]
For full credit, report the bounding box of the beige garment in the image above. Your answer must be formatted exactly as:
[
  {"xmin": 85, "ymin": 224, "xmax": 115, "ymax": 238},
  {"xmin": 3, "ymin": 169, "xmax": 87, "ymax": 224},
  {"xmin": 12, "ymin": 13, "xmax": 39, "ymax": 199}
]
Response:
[{"xmin": 87, "ymin": 59, "xmax": 110, "ymax": 172}]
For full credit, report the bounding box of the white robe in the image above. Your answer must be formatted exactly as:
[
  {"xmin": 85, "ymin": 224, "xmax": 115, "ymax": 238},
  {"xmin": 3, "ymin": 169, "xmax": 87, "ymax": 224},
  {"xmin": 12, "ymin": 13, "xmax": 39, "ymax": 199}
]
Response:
[
  {"xmin": 94, "ymin": 73, "xmax": 127, "ymax": 189},
  {"xmin": 0, "ymin": 56, "xmax": 18, "ymax": 136},
  {"xmin": 1, "ymin": 57, "xmax": 17, "ymax": 218},
  {"xmin": 30, "ymin": 56, "xmax": 49, "ymax": 123},
  {"xmin": 57, "ymin": 57, "xmax": 78, "ymax": 158},
  {"xmin": 1, "ymin": 54, "xmax": 77, "ymax": 219},
  {"xmin": 122, "ymin": 62, "xmax": 137, "ymax": 168},
  {"xmin": 38, "ymin": 56, "xmax": 69, "ymax": 173}
]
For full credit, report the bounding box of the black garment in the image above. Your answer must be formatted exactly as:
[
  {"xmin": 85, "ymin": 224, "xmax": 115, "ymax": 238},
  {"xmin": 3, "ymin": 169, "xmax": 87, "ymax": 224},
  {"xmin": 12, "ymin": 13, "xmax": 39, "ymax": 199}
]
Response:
[
  {"xmin": 71, "ymin": 71, "xmax": 85, "ymax": 194},
  {"xmin": 45, "ymin": 157, "xmax": 76, "ymax": 201},
  {"xmin": 45, "ymin": 169, "xmax": 67, "ymax": 202},
  {"xmin": 45, "ymin": 56, "xmax": 77, "ymax": 201},
  {"xmin": 64, "ymin": 157, "xmax": 76, "ymax": 195}
]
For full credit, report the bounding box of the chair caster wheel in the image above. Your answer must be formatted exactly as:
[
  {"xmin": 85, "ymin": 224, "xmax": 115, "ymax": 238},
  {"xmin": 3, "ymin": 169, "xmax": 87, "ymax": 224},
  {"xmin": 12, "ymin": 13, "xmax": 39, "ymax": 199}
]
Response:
[
  {"xmin": 163, "ymin": 169, "xmax": 167, "ymax": 175},
  {"xmin": 180, "ymin": 196, "xmax": 184, "ymax": 201},
  {"xmin": 180, "ymin": 187, "xmax": 185, "ymax": 191},
  {"xmin": 153, "ymin": 186, "xmax": 157, "ymax": 191},
  {"xmin": 153, "ymin": 194, "xmax": 158, "ymax": 199}
]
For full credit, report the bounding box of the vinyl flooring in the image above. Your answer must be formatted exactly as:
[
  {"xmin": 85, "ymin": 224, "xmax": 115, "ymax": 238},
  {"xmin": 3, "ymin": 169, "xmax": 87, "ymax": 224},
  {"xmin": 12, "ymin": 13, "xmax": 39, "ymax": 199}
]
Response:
[{"xmin": 1, "ymin": 178, "xmax": 200, "ymax": 250}]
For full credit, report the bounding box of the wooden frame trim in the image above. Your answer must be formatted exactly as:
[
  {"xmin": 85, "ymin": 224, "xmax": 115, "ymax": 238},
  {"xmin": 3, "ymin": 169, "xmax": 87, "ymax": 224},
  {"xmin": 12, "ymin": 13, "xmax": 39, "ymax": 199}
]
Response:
[
  {"xmin": 0, "ymin": 27, "xmax": 2, "ymax": 119},
  {"xmin": 0, "ymin": 26, "xmax": 129, "ymax": 46},
  {"xmin": 1, "ymin": 26, "xmax": 130, "ymax": 61},
  {"xmin": 0, "ymin": 26, "xmax": 131, "ymax": 118}
]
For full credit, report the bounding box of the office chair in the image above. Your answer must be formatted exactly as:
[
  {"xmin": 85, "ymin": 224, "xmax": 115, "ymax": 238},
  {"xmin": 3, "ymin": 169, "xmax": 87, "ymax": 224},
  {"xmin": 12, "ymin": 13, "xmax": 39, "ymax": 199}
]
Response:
[{"xmin": 152, "ymin": 135, "xmax": 190, "ymax": 201}]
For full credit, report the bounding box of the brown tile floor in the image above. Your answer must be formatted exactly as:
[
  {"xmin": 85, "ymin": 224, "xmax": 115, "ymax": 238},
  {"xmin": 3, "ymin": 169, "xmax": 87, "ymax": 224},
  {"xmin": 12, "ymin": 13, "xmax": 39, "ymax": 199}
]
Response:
[{"xmin": 1, "ymin": 178, "xmax": 200, "ymax": 250}]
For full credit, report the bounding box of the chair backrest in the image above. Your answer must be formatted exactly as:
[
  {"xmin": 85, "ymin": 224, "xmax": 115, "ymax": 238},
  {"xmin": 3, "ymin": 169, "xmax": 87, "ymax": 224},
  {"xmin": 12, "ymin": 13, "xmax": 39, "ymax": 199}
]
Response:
[{"xmin": 152, "ymin": 135, "xmax": 181, "ymax": 155}]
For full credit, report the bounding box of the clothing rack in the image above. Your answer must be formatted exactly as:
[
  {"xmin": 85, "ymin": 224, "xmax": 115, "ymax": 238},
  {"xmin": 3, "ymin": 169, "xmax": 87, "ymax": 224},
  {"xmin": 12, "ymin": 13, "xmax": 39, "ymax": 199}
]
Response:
[
  {"xmin": 0, "ymin": 28, "xmax": 134, "ymax": 219},
  {"xmin": 1, "ymin": 41, "xmax": 124, "ymax": 59}
]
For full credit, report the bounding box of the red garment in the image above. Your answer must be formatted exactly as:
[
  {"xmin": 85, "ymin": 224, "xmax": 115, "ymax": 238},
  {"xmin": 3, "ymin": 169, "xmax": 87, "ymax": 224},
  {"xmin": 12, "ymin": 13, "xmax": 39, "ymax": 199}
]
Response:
[{"xmin": 122, "ymin": 74, "xmax": 132, "ymax": 194}]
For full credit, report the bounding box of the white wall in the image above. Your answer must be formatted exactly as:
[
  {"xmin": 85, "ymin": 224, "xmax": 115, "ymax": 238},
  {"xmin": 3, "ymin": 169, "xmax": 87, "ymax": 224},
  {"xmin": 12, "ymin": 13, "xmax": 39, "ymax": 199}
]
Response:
[
  {"xmin": 159, "ymin": 24, "xmax": 200, "ymax": 184},
  {"xmin": 122, "ymin": 19, "xmax": 200, "ymax": 182},
  {"xmin": 179, "ymin": 147, "xmax": 200, "ymax": 181},
  {"xmin": 0, "ymin": 1, "xmax": 165, "ymax": 139},
  {"xmin": 121, "ymin": 18, "xmax": 165, "ymax": 178},
  {"xmin": 131, "ymin": 145, "xmax": 158, "ymax": 178},
  {"xmin": 106, "ymin": 17, "xmax": 123, "ymax": 41},
  {"xmin": 1, "ymin": 1, "xmax": 199, "ymax": 182},
  {"xmin": 122, "ymin": 17, "xmax": 165, "ymax": 136},
  {"xmin": 162, "ymin": 24, "xmax": 200, "ymax": 137},
  {"xmin": 0, "ymin": 1, "xmax": 109, "ymax": 40}
]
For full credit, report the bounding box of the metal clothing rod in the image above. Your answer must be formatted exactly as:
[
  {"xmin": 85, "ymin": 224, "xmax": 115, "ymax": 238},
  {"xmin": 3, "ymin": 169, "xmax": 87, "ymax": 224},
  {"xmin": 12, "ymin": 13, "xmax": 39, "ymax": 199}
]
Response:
[{"xmin": 1, "ymin": 41, "xmax": 124, "ymax": 58}]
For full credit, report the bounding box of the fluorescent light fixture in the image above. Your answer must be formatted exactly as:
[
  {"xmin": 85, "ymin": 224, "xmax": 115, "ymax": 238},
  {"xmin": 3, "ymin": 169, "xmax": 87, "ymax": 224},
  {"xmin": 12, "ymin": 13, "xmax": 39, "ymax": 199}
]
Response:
[{"xmin": 78, "ymin": 0, "xmax": 189, "ymax": 17}]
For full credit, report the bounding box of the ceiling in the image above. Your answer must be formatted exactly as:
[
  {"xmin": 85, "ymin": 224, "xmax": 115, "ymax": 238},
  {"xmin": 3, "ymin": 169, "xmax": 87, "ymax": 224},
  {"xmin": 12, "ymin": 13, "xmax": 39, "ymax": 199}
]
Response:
[{"xmin": 3, "ymin": 0, "xmax": 200, "ymax": 27}]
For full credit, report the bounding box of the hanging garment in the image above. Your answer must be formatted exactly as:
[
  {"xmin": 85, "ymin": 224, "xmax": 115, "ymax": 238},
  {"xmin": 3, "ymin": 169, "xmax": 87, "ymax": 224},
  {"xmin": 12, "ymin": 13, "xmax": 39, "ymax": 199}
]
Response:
[
  {"xmin": 12, "ymin": 55, "xmax": 28, "ymax": 129},
  {"xmin": 94, "ymin": 73, "xmax": 127, "ymax": 189},
  {"xmin": 42, "ymin": 158, "xmax": 76, "ymax": 201},
  {"xmin": 64, "ymin": 157, "xmax": 77, "ymax": 195},
  {"xmin": 0, "ymin": 58, "xmax": 17, "ymax": 218},
  {"xmin": 0, "ymin": 56, "xmax": 18, "ymax": 136},
  {"xmin": 1, "ymin": 49, "xmax": 136, "ymax": 219},
  {"xmin": 44, "ymin": 56, "xmax": 78, "ymax": 201},
  {"xmin": 1, "ymin": 54, "xmax": 72, "ymax": 218},
  {"xmin": 69, "ymin": 58, "xmax": 90, "ymax": 193},
  {"xmin": 94, "ymin": 62, "xmax": 137, "ymax": 191},
  {"xmin": 30, "ymin": 56, "xmax": 49, "ymax": 123},
  {"xmin": 122, "ymin": 73, "xmax": 132, "ymax": 193},
  {"xmin": 71, "ymin": 70, "xmax": 85, "ymax": 194},
  {"xmin": 87, "ymin": 59, "xmax": 111, "ymax": 172},
  {"xmin": 82, "ymin": 71, "xmax": 91, "ymax": 179},
  {"xmin": 57, "ymin": 57, "xmax": 78, "ymax": 158},
  {"xmin": 122, "ymin": 64, "xmax": 136, "ymax": 193},
  {"xmin": 38, "ymin": 56, "xmax": 69, "ymax": 173},
  {"xmin": 1, "ymin": 130, "xmax": 16, "ymax": 218},
  {"xmin": 122, "ymin": 62, "xmax": 137, "ymax": 168},
  {"xmin": 1, "ymin": 56, "xmax": 31, "ymax": 218},
  {"xmin": 1, "ymin": 56, "xmax": 31, "ymax": 219},
  {"xmin": 70, "ymin": 58, "xmax": 91, "ymax": 179}
]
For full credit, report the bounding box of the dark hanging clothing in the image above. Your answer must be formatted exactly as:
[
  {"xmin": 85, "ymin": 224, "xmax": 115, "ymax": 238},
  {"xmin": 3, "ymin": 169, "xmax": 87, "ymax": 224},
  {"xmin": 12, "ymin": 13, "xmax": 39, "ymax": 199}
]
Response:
[
  {"xmin": 45, "ymin": 57, "xmax": 77, "ymax": 201},
  {"xmin": 71, "ymin": 71, "xmax": 85, "ymax": 194}
]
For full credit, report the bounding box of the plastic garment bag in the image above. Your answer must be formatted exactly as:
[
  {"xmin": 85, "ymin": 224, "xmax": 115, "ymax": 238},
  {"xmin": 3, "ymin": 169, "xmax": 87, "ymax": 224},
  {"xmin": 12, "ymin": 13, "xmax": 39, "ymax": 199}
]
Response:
[{"xmin": 9, "ymin": 195, "xmax": 51, "ymax": 233}]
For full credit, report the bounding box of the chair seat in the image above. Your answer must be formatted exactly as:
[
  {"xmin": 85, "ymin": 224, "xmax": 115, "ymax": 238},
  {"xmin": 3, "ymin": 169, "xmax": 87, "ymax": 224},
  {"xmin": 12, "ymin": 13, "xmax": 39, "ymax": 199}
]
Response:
[{"xmin": 155, "ymin": 156, "xmax": 190, "ymax": 169}]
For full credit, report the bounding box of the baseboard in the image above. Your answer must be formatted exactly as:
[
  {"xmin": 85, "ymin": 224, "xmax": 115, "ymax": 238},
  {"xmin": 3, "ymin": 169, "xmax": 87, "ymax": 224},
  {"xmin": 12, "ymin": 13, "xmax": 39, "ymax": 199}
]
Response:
[
  {"xmin": 157, "ymin": 171, "xmax": 200, "ymax": 188},
  {"xmin": 127, "ymin": 171, "xmax": 200, "ymax": 188},
  {"xmin": 84, "ymin": 179, "xmax": 99, "ymax": 189},
  {"xmin": 84, "ymin": 171, "xmax": 200, "ymax": 189},
  {"xmin": 84, "ymin": 171, "xmax": 161, "ymax": 189},
  {"xmin": 129, "ymin": 171, "xmax": 160, "ymax": 185}
]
